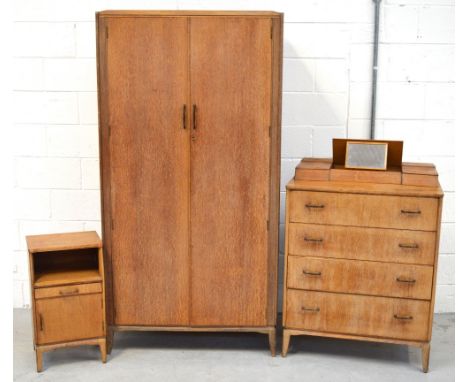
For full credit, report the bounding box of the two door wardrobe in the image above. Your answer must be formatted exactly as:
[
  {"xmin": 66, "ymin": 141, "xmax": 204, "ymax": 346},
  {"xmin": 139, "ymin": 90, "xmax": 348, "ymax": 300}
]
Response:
[{"xmin": 96, "ymin": 10, "xmax": 283, "ymax": 355}]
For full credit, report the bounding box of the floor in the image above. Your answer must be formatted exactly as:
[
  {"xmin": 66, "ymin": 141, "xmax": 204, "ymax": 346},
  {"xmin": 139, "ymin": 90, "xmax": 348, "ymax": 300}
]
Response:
[{"xmin": 14, "ymin": 309, "xmax": 454, "ymax": 382}]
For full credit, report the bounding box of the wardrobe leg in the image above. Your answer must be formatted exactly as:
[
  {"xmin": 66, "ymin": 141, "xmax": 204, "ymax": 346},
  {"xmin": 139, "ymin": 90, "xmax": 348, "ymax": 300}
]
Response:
[
  {"xmin": 421, "ymin": 342, "xmax": 431, "ymax": 373},
  {"xmin": 106, "ymin": 328, "xmax": 114, "ymax": 355},
  {"xmin": 282, "ymin": 330, "xmax": 291, "ymax": 357},
  {"xmin": 268, "ymin": 329, "xmax": 276, "ymax": 357}
]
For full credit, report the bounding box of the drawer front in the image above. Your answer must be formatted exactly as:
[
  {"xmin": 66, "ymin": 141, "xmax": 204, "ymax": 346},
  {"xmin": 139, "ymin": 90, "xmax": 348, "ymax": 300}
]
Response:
[
  {"xmin": 35, "ymin": 282, "xmax": 102, "ymax": 299},
  {"xmin": 285, "ymin": 289, "xmax": 430, "ymax": 341},
  {"xmin": 289, "ymin": 223, "xmax": 436, "ymax": 265},
  {"xmin": 35, "ymin": 294, "xmax": 104, "ymax": 345},
  {"xmin": 289, "ymin": 191, "xmax": 438, "ymax": 231},
  {"xmin": 287, "ymin": 256, "xmax": 433, "ymax": 300}
]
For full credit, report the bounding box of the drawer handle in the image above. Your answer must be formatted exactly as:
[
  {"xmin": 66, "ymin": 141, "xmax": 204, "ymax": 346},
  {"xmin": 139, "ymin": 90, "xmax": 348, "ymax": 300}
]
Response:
[
  {"xmin": 401, "ymin": 209, "xmax": 421, "ymax": 215},
  {"xmin": 396, "ymin": 277, "xmax": 416, "ymax": 284},
  {"xmin": 304, "ymin": 237, "xmax": 323, "ymax": 243},
  {"xmin": 399, "ymin": 243, "xmax": 419, "ymax": 249},
  {"xmin": 302, "ymin": 306, "xmax": 320, "ymax": 313},
  {"xmin": 303, "ymin": 270, "xmax": 322, "ymax": 276},
  {"xmin": 39, "ymin": 314, "xmax": 44, "ymax": 331},
  {"xmin": 305, "ymin": 203, "xmax": 325, "ymax": 209},
  {"xmin": 59, "ymin": 288, "xmax": 80, "ymax": 296},
  {"xmin": 394, "ymin": 314, "xmax": 413, "ymax": 321}
]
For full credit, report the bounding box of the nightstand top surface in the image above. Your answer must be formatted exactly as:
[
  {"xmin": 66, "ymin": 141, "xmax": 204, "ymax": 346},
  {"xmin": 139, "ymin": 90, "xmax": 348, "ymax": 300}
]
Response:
[{"xmin": 26, "ymin": 231, "xmax": 102, "ymax": 253}]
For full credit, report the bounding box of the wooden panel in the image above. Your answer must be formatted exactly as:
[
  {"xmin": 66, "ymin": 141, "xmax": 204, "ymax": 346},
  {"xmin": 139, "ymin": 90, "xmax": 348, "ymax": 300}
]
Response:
[
  {"xmin": 329, "ymin": 167, "xmax": 401, "ymax": 185},
  {"xmin": 105, "ymin": 17, "xmax": 190, "ymax": 326},
  {"xmin": 35, "ymin": 282, "xmax": 102, "ymax": 299},
  {"xmin": 285, "ymin": 289, "xmax": 430, "ymax": 341},
  {"xmin": 286, "ymin": 179, "xmax": 443, "ymax": 198},
  {"xmin": 289, "ymin": 223, "xmax": 436, "ymax": 265},
  {"xmin": 35, "ymin": 294, "xmax": 104, "ymax": 345},
  {"xmin": 26, "ymin": 231, "xmax": 101, "ymax": 253},
  {"xmin": 289, "ymin": 191, "xmax": 439, "ymax": 231},
  {"xmin": 34, "ymin": 269, "xmax": 102, "ymax": 288},
  {"xmin": 190, "ymin": 17, "xmax": 272, "ymax": 326},
  {"xmin": 287, "ymin": 256, "xmax": 433, "ymax": 300}
]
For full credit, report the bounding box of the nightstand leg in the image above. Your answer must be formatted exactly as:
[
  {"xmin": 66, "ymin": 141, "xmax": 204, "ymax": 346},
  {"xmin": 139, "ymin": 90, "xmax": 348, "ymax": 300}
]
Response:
[
  {"xmin": 106, "ymin": 328, "xmax": 114, "ymax": 355},
  {"xmin": 422, "ymin": 342, "xmax": 430, "ymax": 373},
  {"xmin": 282, "ymin": 330, "xmax": 291, "ymax": 357},
  {"xmin": 99, "ymin": 339, "xmax": 107, "ymax": 363},
  {"xmin": 268, "ymin": 329, "xmax": 276, "ymax": 357},
  {"xmin": 35, "ymin": 348, "xmax": 43, "ymax": 372}
]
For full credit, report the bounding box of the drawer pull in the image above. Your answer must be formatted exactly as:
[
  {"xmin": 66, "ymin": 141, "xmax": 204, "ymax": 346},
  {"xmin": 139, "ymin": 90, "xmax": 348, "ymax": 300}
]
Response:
[
  {"xmin": 399, "ymin": 243, "xmax": 419, "ymax": 249},
  {"xmin": 396, "ymin": 277, "xmax": 416, "ymax": 284},
  {"xmin": 59, "ymin": 288, "xmax": 80, "ymax": 296},
  {"xmin": 401, "ymin": 209, "xmax": 421, "ymax": 215},
  {"xmin": 393, "ymin": 314, "xmax": 413, "ymax": 321},
  {"xmin": 39, "ymin": 314, "xmax": 44, "ymax": 331},
  {"xmin": 303, "ymin": 270, "xmax": 322, "ymax": 276},
  {"xmin": 304, "ymin": 237, "xmax": 323, "ymax": 243},
  {"xmin": 302, "ymin": 306, "xmax": 320, "ymax": 313},
  {"xmin": 305, "ymin": 203, "xmax": 325, "ymax": 209}
]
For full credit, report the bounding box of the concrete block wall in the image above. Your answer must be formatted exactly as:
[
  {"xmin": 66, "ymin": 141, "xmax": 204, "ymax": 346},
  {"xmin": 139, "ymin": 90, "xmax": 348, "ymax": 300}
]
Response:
[{"xmin": 12, "ymin": 0, "xmax": 454, "ymax": 312}]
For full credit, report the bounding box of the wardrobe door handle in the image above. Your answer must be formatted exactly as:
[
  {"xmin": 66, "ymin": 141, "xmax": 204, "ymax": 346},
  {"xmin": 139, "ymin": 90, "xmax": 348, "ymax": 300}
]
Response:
[
  {"xmin": 192, "ymin": 104, "xmax": 197, "ymax": 130},
  {"xmin": 39, "ymin": 314, "xmax": 44, "ymax": 331},
  {"xmin": 182, "ymin": 105, "xmax": 187, "ymax": 129}
]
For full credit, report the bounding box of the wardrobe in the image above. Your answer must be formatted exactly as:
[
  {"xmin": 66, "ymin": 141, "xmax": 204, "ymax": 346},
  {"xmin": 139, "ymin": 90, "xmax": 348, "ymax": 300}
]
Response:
[{"xmin": 96, "ymin": 11, "xmax": 283, "ymax": 355}]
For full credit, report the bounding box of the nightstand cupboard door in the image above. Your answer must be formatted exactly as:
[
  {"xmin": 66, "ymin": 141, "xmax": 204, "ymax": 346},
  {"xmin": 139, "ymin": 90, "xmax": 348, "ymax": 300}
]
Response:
[{"xmin": 35, "ymin": 294, "xmax": 104, "ymax": 345}]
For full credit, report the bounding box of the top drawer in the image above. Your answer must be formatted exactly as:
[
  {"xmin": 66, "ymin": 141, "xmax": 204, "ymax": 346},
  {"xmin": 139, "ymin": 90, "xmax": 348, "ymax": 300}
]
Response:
[{"xmin": 289, "ymin": 191, "xmax": 439, "ymax": 231}]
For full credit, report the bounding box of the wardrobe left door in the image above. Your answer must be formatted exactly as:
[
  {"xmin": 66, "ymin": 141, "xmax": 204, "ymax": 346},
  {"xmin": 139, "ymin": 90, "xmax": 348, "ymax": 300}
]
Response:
[{"xmin": 99, "ymin": 16, "xmax": 190, "ymax": 326}]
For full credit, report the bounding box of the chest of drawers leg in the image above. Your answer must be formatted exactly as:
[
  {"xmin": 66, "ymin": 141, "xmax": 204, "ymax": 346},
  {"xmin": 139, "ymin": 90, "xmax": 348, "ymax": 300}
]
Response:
[{"xmin": 282, "ymin": 178, "xmax": 443, "ymax": 373}]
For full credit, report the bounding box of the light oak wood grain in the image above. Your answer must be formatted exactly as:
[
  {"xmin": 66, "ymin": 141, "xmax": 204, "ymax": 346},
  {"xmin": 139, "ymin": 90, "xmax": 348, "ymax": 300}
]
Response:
[
  {"xmin": 97, "ymin": 11, "xmax": 282, "ymax": 350},
  {"xmin": 35, "ymin": 282, "xmax": 102, "ymax": 299},
  {"xmin": 286, "ymin": 289, "xmax": 431, "ymax": 341},
  {"xmin": 189, "ymin": 16, "xmax": 272, "ymax": 327},
  {"xmin": 290, "ymin": 191, "xmax": 439, "ymax": 231},
  {"xmin": 105, "ymin": 16, "xmax": 190, "ymax": 326},
  {"xmin": 287, "ymin": 256, "xmax": 433, "ymax": 300},
  {"xmin": 283, "ymin": 163, "xmax": 443, "ymax": 371},
  {"xmin": 26, "ymin": 231, "xmax": 101, "ymax": 253},
  {"xmin": 289, "ymin": 223, "xmax": 436, "ymax": 265}
]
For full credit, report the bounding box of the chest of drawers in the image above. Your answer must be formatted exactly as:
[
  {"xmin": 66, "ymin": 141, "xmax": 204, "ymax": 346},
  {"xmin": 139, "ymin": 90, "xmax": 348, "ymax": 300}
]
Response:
[{"xmin": 281, "ymin": 165, "xmax": 443, "ymax": 372}]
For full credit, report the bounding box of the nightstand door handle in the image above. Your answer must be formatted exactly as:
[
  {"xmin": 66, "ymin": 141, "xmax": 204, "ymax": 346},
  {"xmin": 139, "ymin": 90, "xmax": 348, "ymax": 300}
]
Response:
[
  {"xmin": 401, "ymin": 209, "xmax": 421, "ymax": 215},
  {"xmin": 399, "ymin": 243, "xmax": 419, "ymax": 249},
  {"xmin": 305, "ymin": 203, "xmax": 325, "ymax": 209},
  {"xmin": 394, "ymin": 314, "xmax": 413, "ymax": 320},
  {"xmin": 39, "ymin": 314, "xmax": 44, "ymax": 331},
  {"xmin": 396, "ymin": 277, "xmax": 416, "ymax": 284},
  {"xmin": 302, "ymin": 306, "xmax": 320, "ymax": 313},
  {"xmin": 59, "ymin": 288, "xmax": 80, "ymax": 296},
  {"xmin": 303, "ymin": 270, "xmax": 322, "ymax": 276},
  {"xmin": 304, "ymin": 237, "xmax": 323, "ymax": 243}
]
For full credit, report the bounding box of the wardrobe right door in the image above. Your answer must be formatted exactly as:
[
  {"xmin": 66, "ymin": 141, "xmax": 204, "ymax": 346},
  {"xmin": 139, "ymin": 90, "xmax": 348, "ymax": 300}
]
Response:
[{"xmin": 189, "ymin": 16, "xmax": 273, "ymax": 326}]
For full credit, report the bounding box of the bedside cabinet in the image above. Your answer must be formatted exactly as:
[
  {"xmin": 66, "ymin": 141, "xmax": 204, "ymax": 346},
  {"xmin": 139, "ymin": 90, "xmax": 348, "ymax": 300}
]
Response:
[
  {"xmin": 281, "ymin": 159, "xmax": 443, "ymax": 372},
  {"xmin": 26, "ymin": 231, "xmax": 107, "ymax": 372}
]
